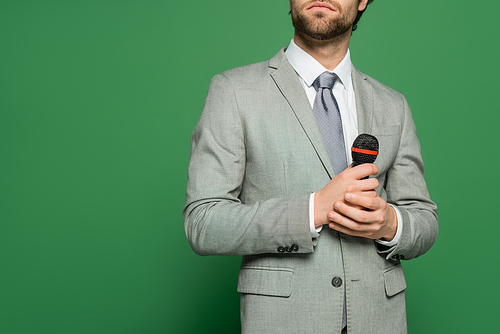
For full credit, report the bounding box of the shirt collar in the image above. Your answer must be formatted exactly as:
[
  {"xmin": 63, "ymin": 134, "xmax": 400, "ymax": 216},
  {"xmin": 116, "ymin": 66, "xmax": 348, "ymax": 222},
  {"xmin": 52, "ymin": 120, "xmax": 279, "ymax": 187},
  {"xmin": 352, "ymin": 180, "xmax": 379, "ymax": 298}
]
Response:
[{"xmin": 285, "ymin": 39, "xmax": 352, "ymax": 91}]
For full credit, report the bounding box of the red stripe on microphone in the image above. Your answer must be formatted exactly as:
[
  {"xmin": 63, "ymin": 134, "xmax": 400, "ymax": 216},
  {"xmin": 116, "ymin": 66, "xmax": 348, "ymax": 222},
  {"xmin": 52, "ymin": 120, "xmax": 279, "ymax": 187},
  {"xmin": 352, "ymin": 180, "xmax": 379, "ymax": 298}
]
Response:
[{"xmin": 351, "ymin": 147, "xmax": 379, "ymax": 155}]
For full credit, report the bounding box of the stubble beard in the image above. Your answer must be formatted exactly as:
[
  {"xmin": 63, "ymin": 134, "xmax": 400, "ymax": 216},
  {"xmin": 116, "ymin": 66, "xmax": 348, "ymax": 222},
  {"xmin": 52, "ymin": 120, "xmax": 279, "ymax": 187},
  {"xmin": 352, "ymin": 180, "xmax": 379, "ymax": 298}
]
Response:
[{"xmin": 291, "ymin": 2, "xmax": 354, "ymax": 40}]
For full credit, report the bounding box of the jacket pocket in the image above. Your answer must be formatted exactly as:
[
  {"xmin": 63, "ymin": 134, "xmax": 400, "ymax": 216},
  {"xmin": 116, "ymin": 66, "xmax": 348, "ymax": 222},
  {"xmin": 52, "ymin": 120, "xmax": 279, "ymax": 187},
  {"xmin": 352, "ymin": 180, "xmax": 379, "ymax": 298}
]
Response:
[
  {"xmin": 383, "ymin": 264, "xmax": 407, "ymax": 297},
  {"xmin": 237, "ymin": 266, "xmax": 293, "ymax": 298},
  {"xmin": 372, "ymin": 125, "xmax": 401, "ymax": 136},
  {"xmin": 370, "ymin": 126, "xmax": 402, "ymax": 175}
]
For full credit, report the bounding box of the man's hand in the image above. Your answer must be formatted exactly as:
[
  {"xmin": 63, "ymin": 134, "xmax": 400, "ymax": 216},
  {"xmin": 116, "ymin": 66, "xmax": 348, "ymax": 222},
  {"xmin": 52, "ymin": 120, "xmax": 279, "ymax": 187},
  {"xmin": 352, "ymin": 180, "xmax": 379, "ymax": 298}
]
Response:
[
  {"xmin": 328, "ymin": 191, "xmax": 397, "ymax": 241},
  {"xmin": 314, "ymin": 163, "xmax": 378, "ymax": 228},
  {"xmin": 314, "ymin": 163, "xmax": 397, "ymax": 241}
]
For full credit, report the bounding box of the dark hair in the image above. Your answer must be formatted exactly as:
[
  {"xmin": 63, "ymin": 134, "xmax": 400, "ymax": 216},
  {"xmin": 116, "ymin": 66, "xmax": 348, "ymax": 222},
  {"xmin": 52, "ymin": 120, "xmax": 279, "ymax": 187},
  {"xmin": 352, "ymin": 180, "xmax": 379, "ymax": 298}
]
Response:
[{"xmin": 352, "ymin": 0, "xmax": 375, "ymax": 32}]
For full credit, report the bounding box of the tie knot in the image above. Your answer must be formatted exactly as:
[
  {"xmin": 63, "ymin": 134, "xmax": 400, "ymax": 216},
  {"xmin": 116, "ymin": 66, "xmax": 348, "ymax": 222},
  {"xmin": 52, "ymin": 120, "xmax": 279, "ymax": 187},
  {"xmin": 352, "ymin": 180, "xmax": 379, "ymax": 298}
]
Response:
[{"xmin": 313, "ymin": 71, "xmax": 338, "ymax": 91}]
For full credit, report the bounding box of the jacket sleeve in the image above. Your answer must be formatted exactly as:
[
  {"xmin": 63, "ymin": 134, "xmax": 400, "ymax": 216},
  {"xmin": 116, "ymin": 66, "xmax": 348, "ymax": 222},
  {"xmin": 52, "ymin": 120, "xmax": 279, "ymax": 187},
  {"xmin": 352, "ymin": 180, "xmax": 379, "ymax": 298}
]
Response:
[
  {"xmin": 377, "ymin": 94, "xmax": 439, "ymax": 261},
  {"xmin": 182, "ymin": 73, "xmax": 315, "ymax": 256}
]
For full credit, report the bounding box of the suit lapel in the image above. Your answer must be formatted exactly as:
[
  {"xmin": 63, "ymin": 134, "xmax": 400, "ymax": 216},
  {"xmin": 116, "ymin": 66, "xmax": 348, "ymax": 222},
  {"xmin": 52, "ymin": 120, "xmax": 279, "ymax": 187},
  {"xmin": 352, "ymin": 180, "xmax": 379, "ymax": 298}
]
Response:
[
  {"xmin": 352, "ymin": 66, "xmax": 373, "ymax": 135},
  {"xmin": 269, "ymin": 49, "xmax": 334, "ymax": 178},
  {"xmin": 267, "ymin": 52, "xmax": 376, "ymax": 177}
]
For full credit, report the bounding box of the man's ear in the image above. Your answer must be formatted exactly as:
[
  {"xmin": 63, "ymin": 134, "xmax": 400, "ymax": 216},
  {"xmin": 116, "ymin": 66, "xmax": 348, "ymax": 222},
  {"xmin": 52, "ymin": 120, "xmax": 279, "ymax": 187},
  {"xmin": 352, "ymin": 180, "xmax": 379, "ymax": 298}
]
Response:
[{"xmin": 358, "ymin": 0, "xmax": 369, "ymax": 11}]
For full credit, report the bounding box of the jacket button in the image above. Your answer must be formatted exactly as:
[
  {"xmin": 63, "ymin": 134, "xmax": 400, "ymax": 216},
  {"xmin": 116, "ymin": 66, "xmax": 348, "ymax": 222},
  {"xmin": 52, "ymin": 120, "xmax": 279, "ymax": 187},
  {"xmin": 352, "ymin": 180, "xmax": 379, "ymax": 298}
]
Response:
[
  {"xmin": 291, "ymin": 244, "xmax": 299, "ymax": 252},
  {"xmin": 285, "ymin": 246, "xmax": 292, "ymax": 252},
  {"xmin": 331, "ymin": 277, "xmax": 342, "ymax": 288},
  {"xmin": 277, "ymin": 246, "xmax": 285, "ymax": 253}
]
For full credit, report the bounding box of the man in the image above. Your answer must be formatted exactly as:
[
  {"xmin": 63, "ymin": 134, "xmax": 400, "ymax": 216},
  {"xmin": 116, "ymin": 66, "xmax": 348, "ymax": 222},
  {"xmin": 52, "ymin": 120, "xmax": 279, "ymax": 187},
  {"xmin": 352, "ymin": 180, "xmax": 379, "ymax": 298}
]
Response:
[{"xmin": 183, "ymin": 0, "xmax": 438, "ymax": 333}]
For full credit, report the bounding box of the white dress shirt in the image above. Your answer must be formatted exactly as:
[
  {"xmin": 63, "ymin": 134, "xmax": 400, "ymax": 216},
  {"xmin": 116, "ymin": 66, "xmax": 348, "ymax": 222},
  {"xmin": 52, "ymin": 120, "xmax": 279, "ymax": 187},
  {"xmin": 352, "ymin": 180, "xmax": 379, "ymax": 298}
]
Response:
[{"xmin": 285, "ymin": 39, "xmax": 401, "ymax": 246}]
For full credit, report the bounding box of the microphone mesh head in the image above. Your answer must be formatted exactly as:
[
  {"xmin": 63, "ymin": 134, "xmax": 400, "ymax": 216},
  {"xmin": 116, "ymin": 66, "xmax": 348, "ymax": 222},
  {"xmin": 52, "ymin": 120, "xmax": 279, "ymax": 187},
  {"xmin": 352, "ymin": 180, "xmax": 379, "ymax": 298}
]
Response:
[{"xmin": 352, "ymin": 133, "xmax": 379, "ymax": 165}]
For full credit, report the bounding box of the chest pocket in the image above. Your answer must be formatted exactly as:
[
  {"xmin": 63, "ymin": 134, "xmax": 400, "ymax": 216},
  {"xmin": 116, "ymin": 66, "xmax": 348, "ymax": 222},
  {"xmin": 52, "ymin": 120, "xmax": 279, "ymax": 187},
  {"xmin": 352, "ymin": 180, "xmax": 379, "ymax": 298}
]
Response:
[{"xmin": 370, "ymin": 125, "xmax": 401, "ymax": 175}]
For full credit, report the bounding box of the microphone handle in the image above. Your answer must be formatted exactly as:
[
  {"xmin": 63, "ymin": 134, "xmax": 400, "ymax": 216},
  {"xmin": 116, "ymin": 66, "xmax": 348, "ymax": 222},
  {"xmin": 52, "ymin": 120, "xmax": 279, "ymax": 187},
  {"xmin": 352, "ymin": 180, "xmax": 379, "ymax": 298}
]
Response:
[
  {"xmin": 351, "ymin": 160, "xmax": 363, "ymax": 168},
  {"xmin": 351, "ymin": 160, "xmax": 369, "ymax": 180}
]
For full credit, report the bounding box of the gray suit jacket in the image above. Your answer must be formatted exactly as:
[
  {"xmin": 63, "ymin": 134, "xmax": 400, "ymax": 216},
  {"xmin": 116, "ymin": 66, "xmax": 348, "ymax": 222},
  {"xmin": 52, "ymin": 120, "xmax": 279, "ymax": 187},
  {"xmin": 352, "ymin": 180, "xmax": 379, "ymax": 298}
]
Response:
[{"xmin": 183, "ymin": 48, "xmax": 438, "ymax": 333}]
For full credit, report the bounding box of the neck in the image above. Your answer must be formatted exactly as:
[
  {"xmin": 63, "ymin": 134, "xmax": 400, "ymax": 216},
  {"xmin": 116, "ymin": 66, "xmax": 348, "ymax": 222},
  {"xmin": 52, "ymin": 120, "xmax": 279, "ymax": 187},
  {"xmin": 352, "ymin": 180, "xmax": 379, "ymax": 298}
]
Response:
[{"xmin": 293, "ymin": 29, "xmax": 352, "ymax": 71}]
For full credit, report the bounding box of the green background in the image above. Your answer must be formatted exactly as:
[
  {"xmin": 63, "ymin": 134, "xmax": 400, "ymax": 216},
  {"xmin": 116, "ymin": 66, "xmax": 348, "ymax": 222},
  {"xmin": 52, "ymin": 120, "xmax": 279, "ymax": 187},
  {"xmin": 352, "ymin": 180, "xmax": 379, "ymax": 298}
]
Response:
[{"xmin": 1, "ymin": 0, "xmax": 498, "ymax": 333}]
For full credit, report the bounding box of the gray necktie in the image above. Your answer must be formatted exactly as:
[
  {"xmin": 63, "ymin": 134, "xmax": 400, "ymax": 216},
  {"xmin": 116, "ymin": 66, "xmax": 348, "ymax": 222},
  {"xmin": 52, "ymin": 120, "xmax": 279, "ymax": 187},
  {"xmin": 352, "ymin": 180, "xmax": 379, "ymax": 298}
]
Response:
[
  {"xmin": 312, "ymin": 71, "xmax": 348, "ymax": 329},
  {"xmin": 312, "ymin": 71, "xmax": 348, "ymax": 175}
]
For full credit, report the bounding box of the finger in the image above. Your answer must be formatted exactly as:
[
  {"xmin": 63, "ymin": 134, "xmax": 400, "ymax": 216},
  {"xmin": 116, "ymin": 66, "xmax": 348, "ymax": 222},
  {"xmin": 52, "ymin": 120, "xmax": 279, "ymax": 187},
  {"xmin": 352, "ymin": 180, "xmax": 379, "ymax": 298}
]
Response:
[
  {"xmin": 348, "ymin": 163, "xmax": 379, "ymax": 180},
  {"xmin": 342, "ymin": 192, "xmax": 376, "ymax": 210},
  {"xmin": 327, "ymin": 212, "xmax": 378, "ymax": 238},
  {"xmin": 342, "ymin": 191, "xmax": 377, "ymax": 210},
  {"xmin": 344, "ymin": 193, "xmax": 385, "ymax": 211},
  {"xmin": 329, "ymin": 222, "xmax": 368, "ymax": 238},
  {"xmin": 332, "ymin": 200, "xmax": 383, "ymax": 224},
  {"xmin": 344, "ymin": 178, "xmax": 379, "ymax": 196},
  {"xmin": 342, "ymin": 201, "xmax": 364, "ymax": 211},
  {"xmin": 360, "ymin": 190, "xmax": 377, "ymax": 197}
]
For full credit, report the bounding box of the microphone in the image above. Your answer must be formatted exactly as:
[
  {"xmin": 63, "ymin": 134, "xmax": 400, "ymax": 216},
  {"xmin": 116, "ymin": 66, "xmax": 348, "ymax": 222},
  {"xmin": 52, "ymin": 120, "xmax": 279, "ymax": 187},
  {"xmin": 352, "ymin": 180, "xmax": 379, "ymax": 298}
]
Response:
[{"xmin": 351, "ymin": 134, "xmax": 379, "ymax": 179}]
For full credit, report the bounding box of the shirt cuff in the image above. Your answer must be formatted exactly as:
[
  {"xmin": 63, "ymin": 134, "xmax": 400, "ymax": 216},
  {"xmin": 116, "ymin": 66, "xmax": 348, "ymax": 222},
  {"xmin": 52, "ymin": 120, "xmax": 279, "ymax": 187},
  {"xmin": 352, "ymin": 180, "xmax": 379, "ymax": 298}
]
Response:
[
  {"xmin": 309, "ymin": 192, "xmax": 322, "ymax": 238},
  {"xmin": 375, "ymin": 204, "xmax": 402, "ymax": 247}
]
